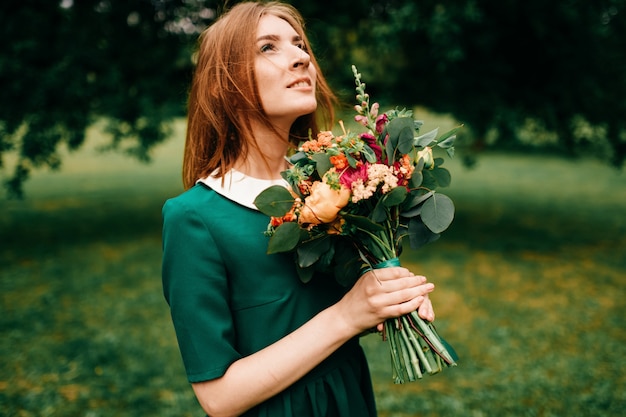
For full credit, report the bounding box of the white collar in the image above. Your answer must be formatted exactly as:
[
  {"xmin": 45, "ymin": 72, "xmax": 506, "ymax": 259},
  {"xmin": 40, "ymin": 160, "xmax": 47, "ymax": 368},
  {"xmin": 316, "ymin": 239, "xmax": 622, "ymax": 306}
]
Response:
[{"xmin": 197, "ymin": 169, "xmax": 289, "ymax": 210}]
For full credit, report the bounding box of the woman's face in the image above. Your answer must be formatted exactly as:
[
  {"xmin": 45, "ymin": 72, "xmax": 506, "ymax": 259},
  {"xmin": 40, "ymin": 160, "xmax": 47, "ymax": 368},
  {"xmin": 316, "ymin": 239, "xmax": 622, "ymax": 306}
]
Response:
[{"xmin": 254, "ymin": 14, "xmax": 317, "ymax": 127}]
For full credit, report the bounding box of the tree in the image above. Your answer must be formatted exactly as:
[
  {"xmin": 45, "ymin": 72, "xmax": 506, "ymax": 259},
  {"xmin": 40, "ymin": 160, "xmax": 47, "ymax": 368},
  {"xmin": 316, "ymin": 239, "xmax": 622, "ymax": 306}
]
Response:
[
  {"xmin": 2, "ymin": 0, "xmax": 625, "ymax": 197},
  {"xmin": 0, "ymin": 0, "xmax": 212, "ymax": 197},
  {"xmin": 328, "ymin": 0, "xmax": 626, "ymax": 166}
]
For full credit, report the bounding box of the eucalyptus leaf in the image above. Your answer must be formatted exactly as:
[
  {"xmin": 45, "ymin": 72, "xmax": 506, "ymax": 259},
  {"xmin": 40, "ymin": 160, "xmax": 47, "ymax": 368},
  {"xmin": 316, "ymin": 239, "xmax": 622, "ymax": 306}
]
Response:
[
  {"xmin": 343, "ymin": 213, "xmax": 385, "ymax": 233},
  {"xmin": 421, "ymin": 170, "xmax": 437, "ymax": 190},
  {"xmin": 295, "ymin": 264, "xmax": 315, "ymax": 283},
  {"xmin": 397, "ymin": 126, "xmax": 414, "ymax": 155},
  {"xmin": 288, "ymin": 151, "xmax": 308, "ymax": 165},
  {"xmin": 296, "ymin": 235, "xmax": 332, "ymax": 268},
  {"xmin": 409, "ymin": 170, "xmax": 423, "ymax": 188},
  {"xmin": 386, "ymin": 117, "xmax": 415, "ymax": 161},
  {"xmin": 421, "ymin": 193, "xmax": 455, "ymax": 233},
  {"xmin": 333, "ymin": 243, "xmax": 362, "ymax": 286},
  {"xmin": 436, "ymin": 125, "xmax": 463, "ymax": 143},
  {"xmin": 401, "ymin": 190, "xmax": 434, "ymax": 217},
  {"xmin": 371, "ymin": 199, "xmax": 389, "ymax": 223},
  {"xmin": 437, "ymin": 134, "xmax": 456, "ymax": 149},
  {"xmin": 408, "ymin": 219, "xmax": 441, "ymax": 249},
  {"xmin": 432, "ymin": 167, "xmax": 452, "ymax": 187},
  {"xmin": 267, "ymin": 221, "xmax": 301, "ymax": 253},
  {"xmin": 361, "ymin": 144, "xmax": 377, "ymax": 163},
  {"xmin": 415, "ymin": 128, "xmax": 439, "ymax": 147},
  {"xmin": 253, "ymin": 185, "xmax": 295, "ymax": 217},
  {"xmin": 382, "ymin": 186, "xmax": 408, "ymax": 207},
  {"xmin": 312, "ymin": 153, "xmax": 331, "ymax": 177}
]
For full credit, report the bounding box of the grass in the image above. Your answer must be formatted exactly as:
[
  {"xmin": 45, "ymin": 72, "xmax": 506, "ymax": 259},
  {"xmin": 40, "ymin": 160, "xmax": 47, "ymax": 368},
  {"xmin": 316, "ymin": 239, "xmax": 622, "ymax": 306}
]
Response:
[{"xmin": 1, "ymin": 119, "xmax": 625, "ymax": 416}]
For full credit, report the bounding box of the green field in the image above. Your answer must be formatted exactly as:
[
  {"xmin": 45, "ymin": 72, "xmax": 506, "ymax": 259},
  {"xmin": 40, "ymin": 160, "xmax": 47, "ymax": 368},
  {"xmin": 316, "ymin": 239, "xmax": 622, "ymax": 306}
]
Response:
[{"xmin": 1, "ymin": 120, "xmax": 625, "ymax": 416}]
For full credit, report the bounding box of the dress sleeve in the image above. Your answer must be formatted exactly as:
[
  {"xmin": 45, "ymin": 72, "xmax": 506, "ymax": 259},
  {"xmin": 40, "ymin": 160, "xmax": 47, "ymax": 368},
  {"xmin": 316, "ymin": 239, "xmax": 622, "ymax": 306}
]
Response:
[{"xmin": 161, "ymin": 196, "xmax": 242, "ymax": 382}]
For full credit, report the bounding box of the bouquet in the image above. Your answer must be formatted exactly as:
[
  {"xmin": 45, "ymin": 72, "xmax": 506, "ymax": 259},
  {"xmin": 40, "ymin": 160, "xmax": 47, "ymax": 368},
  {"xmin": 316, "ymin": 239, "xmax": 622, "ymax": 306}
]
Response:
[{"xmin": 254, "ymin": 66, "xmax": 459, "ymax": 383}]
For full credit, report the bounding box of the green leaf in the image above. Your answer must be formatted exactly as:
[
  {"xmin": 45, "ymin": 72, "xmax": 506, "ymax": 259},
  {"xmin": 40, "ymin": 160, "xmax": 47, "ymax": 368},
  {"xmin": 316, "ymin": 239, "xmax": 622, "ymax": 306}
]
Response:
[
  {"xmin": 343, "ymin": 213, "xmax": 385, "ymax": 233},
  {"xmin": 370, "ymin": 185, "xmax": 406, "ymax": 222},
  {"xmin": 409, "ymin": 170, "xmax": 423, "ymax": 188},
  {"xmin": 397, "ymin": 126, "xmax": 414, "ymax": 155},
  {"xmin": 437, "ymin": 125, "xmax": 463, "ymax": 143},
  {"xmin": 361, "ymin": 144, "xmax": 377, "ymax": 163},
  {"xmin": 296, "ymin": 235, "xmax": 332, "ymax": 268},
  {"xmin": 295, "ymin": 264, "xmax": 315, "ymax": 283},
  {"xmin": 289, "ymin": 151, "xmax": 308, "ymax": 165},
  {"xmin": 401, "ymin": 190, "xmax": 434, "ymax": 217},
  {"xmin": 386, "ymin": 117, "xmax": 415, "ymax": 161},
  {"xmin": 421, "ymin": 170, "xmax": 437, "ymax": 190},
  {"xmin": 267, "ymin": 221, "xmax": 302, "ymax": 253},
  {"xmin": 371, "ymin": 199, "xmax": 389, "ymax": 223},
  {"xmin": 437, "ymin": 134, "xmax": 456, "ymax": 149},
  {"xmin": 345, "ymin": 151, "xmax": 358, "ymax": 168},
  {"xmin": 332, "ymin": 243, "xmax": 362, "ymax": 287},
  {"xmin": 421, "ymin": 193, "xmax": 455, "ymax": 233},
  {"xmin": 312, "ymin": 153, "xmax": 332, "ymax": 177},
  {"xmin": 408, "ymin": 219, "xmax": 441, "ymax": 249},
  {"xmin": 432, "ymin": 167, "xmax": 452, "ymax": 187},
  {"xmin": 253, "ymin": 185, "xmax": 295, "ymax": 217},
  {"xmin": 415, "ymin": 127, "xmax": 439, "ymax": 147},
  {"xmin": 382, "ymin": 186, "xmax": 408, "ymax": 207}
]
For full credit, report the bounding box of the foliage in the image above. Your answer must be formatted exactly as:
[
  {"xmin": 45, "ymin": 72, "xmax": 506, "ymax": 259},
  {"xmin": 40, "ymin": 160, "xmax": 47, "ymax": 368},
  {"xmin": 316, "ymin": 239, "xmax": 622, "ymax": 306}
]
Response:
[
  {"xmin": 2, "ymin": 0, "xmax": 626, "ymax": 197},
  {"xmin": 0, "ymin": 0, "xmax": 206, "ymax": 197},
  {"xmin": 320, "ymin": 0, "xmax": 626, "ymax": 166}
]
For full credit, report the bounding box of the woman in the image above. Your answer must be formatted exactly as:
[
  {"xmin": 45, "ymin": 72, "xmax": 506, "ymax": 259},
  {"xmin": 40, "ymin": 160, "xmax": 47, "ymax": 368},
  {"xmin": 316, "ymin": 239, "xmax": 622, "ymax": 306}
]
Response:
[{"xmin": 162, "ymin": 2, "xmax": 436, "ymax": 416}]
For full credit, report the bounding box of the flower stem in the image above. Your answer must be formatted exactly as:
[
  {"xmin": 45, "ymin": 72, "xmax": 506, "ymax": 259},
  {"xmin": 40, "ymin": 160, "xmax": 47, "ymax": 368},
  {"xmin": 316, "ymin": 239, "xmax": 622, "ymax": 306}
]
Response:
[
  {"xmin": 385, "ymin": 320, "xmax": 405, "ymax": 384},
  {"xmin": 409, "ymin": 311, "xmax": 457, "ymax": 365},
  {"xmin": 401, "ymin": 315, "xmax": 432, "ymax": 374}
]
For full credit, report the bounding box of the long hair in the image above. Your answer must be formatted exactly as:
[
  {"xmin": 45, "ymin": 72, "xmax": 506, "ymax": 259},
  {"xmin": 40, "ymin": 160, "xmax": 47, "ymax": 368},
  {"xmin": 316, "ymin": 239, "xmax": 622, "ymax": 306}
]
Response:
[{"xmin": 182, "ymin": 1, "xmax": 336, "ymax": 189}]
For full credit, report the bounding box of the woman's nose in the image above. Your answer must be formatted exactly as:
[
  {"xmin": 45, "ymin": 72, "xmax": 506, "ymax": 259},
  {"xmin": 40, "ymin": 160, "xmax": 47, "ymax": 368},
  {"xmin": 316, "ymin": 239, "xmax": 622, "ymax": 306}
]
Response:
[{"xmin": 291, "ymin": 47, "xmax": 310, "ymax": 69}]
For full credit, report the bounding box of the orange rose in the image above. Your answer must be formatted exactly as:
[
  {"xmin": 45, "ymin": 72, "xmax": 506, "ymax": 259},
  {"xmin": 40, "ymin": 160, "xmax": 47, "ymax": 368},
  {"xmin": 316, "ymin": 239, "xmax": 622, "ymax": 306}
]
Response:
[{"xmin": 298, "ymin": 181, "xmax": 351, "ymax": 225}]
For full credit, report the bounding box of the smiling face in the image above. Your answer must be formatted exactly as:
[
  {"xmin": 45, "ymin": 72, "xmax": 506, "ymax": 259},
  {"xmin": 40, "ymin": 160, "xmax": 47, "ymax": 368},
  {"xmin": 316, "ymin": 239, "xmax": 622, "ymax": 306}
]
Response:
[{"xmin": 254, "ymin": 14, "xmax": 318, "ymax": 128}]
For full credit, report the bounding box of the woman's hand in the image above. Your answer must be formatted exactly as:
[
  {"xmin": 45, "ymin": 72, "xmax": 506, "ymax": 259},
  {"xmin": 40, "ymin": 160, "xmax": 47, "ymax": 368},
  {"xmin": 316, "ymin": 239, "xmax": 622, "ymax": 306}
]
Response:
[{"xmin": 334, "ymin": 266, "xmax": 436, "ymax": 336}]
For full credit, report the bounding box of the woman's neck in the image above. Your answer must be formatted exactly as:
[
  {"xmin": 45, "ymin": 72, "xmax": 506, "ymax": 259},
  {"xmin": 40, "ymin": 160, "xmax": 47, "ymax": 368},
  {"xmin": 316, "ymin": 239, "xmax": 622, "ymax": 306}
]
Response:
[{"xmin": 234, "ymin": 120, "xmax": 291, "ymax": 180}]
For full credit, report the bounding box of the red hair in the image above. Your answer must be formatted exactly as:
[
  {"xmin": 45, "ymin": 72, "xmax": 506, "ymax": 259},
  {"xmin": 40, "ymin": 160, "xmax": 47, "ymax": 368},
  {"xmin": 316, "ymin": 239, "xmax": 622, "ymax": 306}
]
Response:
[{"xmin": 182, "ymin": 1, "xmax": 336, "ymax": 189}]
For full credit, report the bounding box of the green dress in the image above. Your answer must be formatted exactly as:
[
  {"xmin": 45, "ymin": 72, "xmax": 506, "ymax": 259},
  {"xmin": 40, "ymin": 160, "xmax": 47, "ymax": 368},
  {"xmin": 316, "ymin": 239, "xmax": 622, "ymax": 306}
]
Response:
[{"xmin": 161, "ymin": 171, "xmax": 377, "ymax": 417}]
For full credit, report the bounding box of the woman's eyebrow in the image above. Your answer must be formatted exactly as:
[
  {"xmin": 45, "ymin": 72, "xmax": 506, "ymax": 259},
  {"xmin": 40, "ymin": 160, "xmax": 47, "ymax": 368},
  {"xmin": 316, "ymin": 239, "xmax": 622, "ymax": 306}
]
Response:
[
  {"xmin": 256, "ymin": 34, "xmax": 279, "ymax": 42},
  {"xmin": 256, "ymin": 34, "xmax": 303, "ymax": 43}
]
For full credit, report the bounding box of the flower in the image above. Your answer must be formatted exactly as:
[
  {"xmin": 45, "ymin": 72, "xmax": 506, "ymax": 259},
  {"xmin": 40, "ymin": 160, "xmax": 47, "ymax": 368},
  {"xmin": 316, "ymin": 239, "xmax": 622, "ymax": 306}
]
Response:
[
  {"xmin": 375, "ymin": 113, "xmax": 388, "ymax": 134},
  {"xmin": 254, "ymin": 65, "xmax": 461, "ymax": 383},
  {"xmin": 299, "ymin": 180, "xmax": 350, "ymax": 225},
  {"xmin": 417, "ymin": 146, "xmax": 434, "ymax": 169}
]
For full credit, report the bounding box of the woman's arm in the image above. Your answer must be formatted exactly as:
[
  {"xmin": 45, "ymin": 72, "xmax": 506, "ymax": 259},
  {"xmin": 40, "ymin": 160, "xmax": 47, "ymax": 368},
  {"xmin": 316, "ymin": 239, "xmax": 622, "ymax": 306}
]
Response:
[{"xmin": 192, "ymin": 266, "xmax": 435, "ymax": 417}]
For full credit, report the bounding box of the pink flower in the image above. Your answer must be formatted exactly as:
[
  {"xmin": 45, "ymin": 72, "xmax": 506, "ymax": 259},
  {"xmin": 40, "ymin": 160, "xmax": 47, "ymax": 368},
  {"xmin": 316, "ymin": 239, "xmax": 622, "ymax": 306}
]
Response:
[
  {"xmin": 339, "ymin": 163, "xmax": 368, "ymax": 190},
  {"xmin": 354, "ymin": 115, "xmax": 368, "ymax": 127},
  {"xmin": 370, "ymin": 102, "xmax": 380, "ymax": 118},
  {"xmin": 375, "ymin": 114, "xmax": 388, "ymax": 134}
]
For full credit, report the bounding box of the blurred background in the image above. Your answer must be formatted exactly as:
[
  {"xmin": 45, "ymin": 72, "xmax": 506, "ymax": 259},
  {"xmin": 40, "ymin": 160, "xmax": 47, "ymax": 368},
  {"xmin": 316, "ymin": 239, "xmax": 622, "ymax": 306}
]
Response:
[{"xmin": 1, "ymin": 1, "xmax": 624, "ymax": 416}]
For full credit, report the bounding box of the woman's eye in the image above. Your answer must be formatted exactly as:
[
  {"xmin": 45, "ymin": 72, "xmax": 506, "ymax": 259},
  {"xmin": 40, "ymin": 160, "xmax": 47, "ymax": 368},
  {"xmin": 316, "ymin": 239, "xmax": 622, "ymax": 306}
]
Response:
[
  {"xmin": 260, "ymin": 43, "xmax": 275, "ymax": 53},
  {"xmin": 296, "ymin": 42, "xmax": 307, "ymax": 51}
]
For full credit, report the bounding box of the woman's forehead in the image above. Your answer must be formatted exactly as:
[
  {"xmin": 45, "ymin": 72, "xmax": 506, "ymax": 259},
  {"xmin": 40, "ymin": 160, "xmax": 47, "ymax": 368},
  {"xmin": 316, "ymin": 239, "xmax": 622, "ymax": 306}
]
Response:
[{"xmin": 256, "ymin": 14, "xmax": 300, "ymax": 39}]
